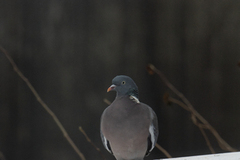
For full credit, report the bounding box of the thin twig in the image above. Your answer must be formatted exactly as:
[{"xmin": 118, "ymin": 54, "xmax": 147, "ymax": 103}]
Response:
[
  {"xmin": 0, "ymin": 151, "xmax": 6, "ymax": 160},
  {"xmin": 165, "ymin": 95, "xmax": 215, "ymax": 153},
  {"xmin": 79, "ymin": 127, "xmax": 106, "ymax": 160},
  {"xmin": 199, "ymin": 126, "xmax": 215, "ymax": 154},
  {"xmin": 147, "ymin": 63, "xmax": 237, "ymax": 152},
  {"xmin": 190, "ymin": 114, "xmax": 215, "ymax": 153},
  {"xmin": 155, "ymin": 143, "xmax": 172, "ymax": 158},
  {"xmin": 103, "ymin": 98, "xmax": 111, "ymax": 105},
  {"xmin": 0, "ymin": 46, "xmax": 86, "ymax": 160},
  {"xmin": 103, "ymin": 98, "xmax": 172, "ymax": 158},
  {"xmin": 167, "ymin": 96, "xmax": 191, "ymax": 112}
]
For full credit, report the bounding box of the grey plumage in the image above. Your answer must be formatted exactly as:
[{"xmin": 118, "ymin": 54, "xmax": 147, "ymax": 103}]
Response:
[{"xmin": 100, "ymin": 75, "xmax": 159, "ymax": 160}]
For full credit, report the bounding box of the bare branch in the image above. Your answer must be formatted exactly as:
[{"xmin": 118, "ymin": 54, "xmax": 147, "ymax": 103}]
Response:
[
  {"xmin": 165, "ymin": 95, "xmax": 215, "ymax": 153},
  {"xmin": 147, "ymin": 63, "xmax": 237, "ymax": 152},
  {"xmin": 103, "ymin": 98, "xmax": 111, "ymax": 105},
  {"xmin": 199, "ymin": 126, "xmax": 215, "ymax": 154},
  {"xmin": 155, "ymin": 143, "xmax": 172, "ymax": 158},
  {"xmin": 0, "ymin": 46, "xmax": 86, "ymax": 160},
  {"xmin": 164, "ymin": 93, "xmax": 190, "ymax": 112},
  {"xmin": 79, "ymin": 127, "xmax": 106, "ymax": 160},
  {"xmin": 0, "ymin": 151, "xmax": 6, "ymax": 160}
]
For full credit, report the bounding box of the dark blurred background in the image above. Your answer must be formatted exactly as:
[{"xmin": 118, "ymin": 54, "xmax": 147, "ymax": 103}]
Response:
[{"xmin": 1, "ymin": 0, "xmax": 240, "ymax": 160}]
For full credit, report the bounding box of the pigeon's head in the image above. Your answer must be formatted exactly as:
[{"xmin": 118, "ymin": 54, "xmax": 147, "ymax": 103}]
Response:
[{"xmin": 107, "ymin": 75, "xmax": 139, "ymax": 98}]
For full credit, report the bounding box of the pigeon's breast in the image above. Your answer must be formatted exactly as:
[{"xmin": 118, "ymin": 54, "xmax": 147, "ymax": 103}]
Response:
[{"xmin": 101, "ymin": 96, "xmax": 150, "ymax": 142}]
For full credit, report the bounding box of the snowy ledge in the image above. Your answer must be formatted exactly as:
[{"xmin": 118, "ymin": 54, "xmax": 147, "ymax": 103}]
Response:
[{"xmin": 158, "ymin": 152, "xmax": 240, "ymax": 160}]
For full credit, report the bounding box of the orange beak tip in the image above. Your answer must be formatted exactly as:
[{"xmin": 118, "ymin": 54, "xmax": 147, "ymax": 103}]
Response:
[{"xmin": 107, "ymin": 85, "xmax": 116, "ymax": 92}]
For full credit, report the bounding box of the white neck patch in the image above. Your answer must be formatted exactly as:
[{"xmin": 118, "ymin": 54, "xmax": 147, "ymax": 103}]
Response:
[{"xmin": 129, "ymin": 95, "xmax": 140, "ymax": 103}]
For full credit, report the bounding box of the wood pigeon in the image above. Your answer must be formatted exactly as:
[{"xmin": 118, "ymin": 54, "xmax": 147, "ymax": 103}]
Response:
[{"xmin": 100, "ymin": 75, "xmax": 159, "ymax": 160}]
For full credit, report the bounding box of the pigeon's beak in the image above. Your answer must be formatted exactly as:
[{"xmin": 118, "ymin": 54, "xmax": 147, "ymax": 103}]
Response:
[{"xmin": 107, "ymin": 84, "xmax": 116, "ymax": 92}]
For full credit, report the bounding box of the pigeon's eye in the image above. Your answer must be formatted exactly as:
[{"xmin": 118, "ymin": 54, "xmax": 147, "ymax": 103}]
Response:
[{"xmin": 121, "ymin": 81, "xmax": 126, "ymax": 85}]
